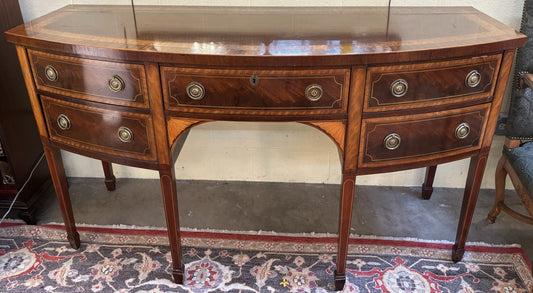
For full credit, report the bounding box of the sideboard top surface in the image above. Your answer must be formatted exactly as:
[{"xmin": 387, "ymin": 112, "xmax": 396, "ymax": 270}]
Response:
[{"xmin": 5, "ymin": 5, "xmax": 525, "ymax": 66}]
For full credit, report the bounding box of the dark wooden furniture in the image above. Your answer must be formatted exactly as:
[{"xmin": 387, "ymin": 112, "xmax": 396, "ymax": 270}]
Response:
[
  {"xmin": 5, "ymin": 5, "xmax": 525, "ymax": 290},
  {"xmin": 488, "ymin": 0, "xmax": 533, "ymax": 226},
  {"xmin": 0, "ymin": 0, "xmax": 50, "ymax": 224}
]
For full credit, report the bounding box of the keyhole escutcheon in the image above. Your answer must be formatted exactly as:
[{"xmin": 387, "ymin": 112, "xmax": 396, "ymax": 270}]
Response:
[{"xmin": 250, "ymin": 75, "xmax": 259, "ymax": 86}]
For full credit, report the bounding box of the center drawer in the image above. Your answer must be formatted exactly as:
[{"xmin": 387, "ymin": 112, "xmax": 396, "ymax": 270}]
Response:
[
  {"xmin": 161, "ymin": 67, "xmax": 349, "ymax": 114},
  {"xmin": 358, "ymin": 104, "xmax": 490, "ymax": 168},
  {"xmin": 41, "ymin": 96, "xmax": 156, "ymax": 161}
]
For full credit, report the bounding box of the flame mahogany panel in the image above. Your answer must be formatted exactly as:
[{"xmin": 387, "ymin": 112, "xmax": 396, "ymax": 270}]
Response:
[
  {"xmin": 364, "ymin": 54, "xmax": 501, "ymax": 112},
  {"xmin": 41, "ymin": 96, "xmax": 156, "ymax": 161},
  {"xmin": 161, "ymin": 67, "xmax": 349, "ymax": 114},
  {"xmin": 359, "ymin": 104, "xmax": 490, "ymax": 168},
  {"xmin": 4, "ymin": 6, "xmax": 525, "ymax": 66},
  {"xmin": 29, "ymin": 50, "xmax": 149, "ymax": 108},
  {"xmin": 4, "ymin": 5, "xmax": 526, "ymax": 292}
]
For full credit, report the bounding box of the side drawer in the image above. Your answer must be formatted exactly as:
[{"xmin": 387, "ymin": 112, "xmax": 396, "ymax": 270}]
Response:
[
  {"xmin": 364, "ymin": 55, "xmax": 501, "ymax": 112},
  {"xmin": 41, "ymin": 96, "xmax": 156, "ymax": 161},
  {"xmin": 29, "ymin": 50, "xmax": 149, "ymax": 108},
  {"xmin": 161, "ymin": 67, "xmax": 349, "ymax": 114},
  {"xmin": 358, "ymin": 104, "xmax": 490, "ymax": 167}
]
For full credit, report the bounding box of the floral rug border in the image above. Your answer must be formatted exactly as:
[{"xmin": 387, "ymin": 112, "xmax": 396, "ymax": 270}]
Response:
[{"xmin": 1, "ymin": 223, "xmax": 532, "ymax": 290}]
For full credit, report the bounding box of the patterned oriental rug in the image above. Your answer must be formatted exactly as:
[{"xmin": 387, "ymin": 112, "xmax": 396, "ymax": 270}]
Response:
[{"xmin": 0, "ymin": 224, "xmax": 531, "ymax": 293}]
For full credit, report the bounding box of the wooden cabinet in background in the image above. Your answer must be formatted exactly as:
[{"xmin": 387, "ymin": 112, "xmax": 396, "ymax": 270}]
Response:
[{"xmin": 0, "ymin": 0, "xmax": 50, "ymax": 224}]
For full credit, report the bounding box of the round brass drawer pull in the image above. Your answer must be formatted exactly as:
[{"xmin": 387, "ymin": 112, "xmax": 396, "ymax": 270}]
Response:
[
  {"xmin": 45, "ymin": 65, "xmax": 58, "ymax": 82},
  {"xmin": 57, "ymin": 114, "xmax": 71, "ymax": 130},
  {"xmin": 383, "ymin": 133, "xmax": 401, "ymax": 150},
  {"xmin": 186, "ymin": 82, "xmax": 205, "ymax": 100},
  {"xmin": 118, "ymin": 126, "xmax": 133, "ymax": 143},
  {"xmin": 108, "ymin": 75, "xmax": 125, "ymax": 92},
  {"xmin": 390, "ymin": 79, "xmax": 408, "ymax": 97},
  {"xmin": 465, "ymin": 70, "xmax": 481, "ymax": 88},
  {"xmin": 305, "ymin": 84, "xmax": 323, "ymax": 101},
  {"xmin": 455, "ymin": 123, "xmax": 470, "ymax": 139}
]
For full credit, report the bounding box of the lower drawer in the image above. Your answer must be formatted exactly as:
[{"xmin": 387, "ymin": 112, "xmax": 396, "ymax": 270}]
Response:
[
  {"xmin": 358, "ymin": 104, "xmax": 490, "ymax": 167},
  {"xmin": 41, "ymin": 96, "xmax": 156, "ymax": 161}
]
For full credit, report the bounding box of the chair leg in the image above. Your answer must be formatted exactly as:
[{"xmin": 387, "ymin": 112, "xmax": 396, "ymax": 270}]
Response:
[
  {"xmin": 487, "ymin": 156, "xmax": 508, "ymax": 223},
  {"xmin": 421, "ymin": 165, "xmax": 437, "ymax": 200},
  {"xmin": 101, "ymin": 161, "xmax": 116, "ymax": 191},
  {"xmin": 504, "ymin": 156, "xmax": 533, "ymax": 221}
]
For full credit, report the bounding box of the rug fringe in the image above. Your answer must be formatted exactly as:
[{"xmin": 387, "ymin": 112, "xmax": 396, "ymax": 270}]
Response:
[
  {"xmin": 2, "ymin": 218, "xmax": 26, "ymax": 224},
  {"xmin": 40, "ymin": 221, "xmax": 522, "ymax": 248}
]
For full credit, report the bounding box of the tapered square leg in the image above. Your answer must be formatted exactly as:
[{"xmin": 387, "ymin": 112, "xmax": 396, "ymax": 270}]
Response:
[
  {"xmin": 101, "ymin": 161, "xmax": 116, "ymax": 191},
  {"xmin": 453, "ymin": 154, "xmax": 488, "ymax": 262},
  {"xmin": 452, "ymin": 244, "xmax": 465, "ymax": 262},
  {"xmin": 172, "ymin": 264, "xmax": 185, "ymax": 284},
  {"xmin": 43, "ymin": 145, "xmax": 80, "ymax": 249},
  {"xmin": 335, "ymin": 174, "xmax": 356, "ymax": 291},
  {"xmin": 159, "ymin": 164, "xmax": 184, "ymax": 285},
  {"xmin": 421, "ymin": 165, "xmax": 437, "ymax": 200},
  {"xmin": 334, "ymin": 269, "xmax": 346, "ymax": 291}
]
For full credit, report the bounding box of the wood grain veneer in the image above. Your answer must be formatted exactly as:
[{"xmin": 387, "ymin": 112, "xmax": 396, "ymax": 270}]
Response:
[
  {"xmin": 41, "ymin": 96, "xmax": 157, "ymax": 161},
  {"xmin": 161, "ymin": 67, "xmax": 349, "ymax": 114},
  {"xmin": 5, "ymin": 5, "xmax": 525, "ymax": 291},
  {"xmin": 359, "ymin": 104, "xmax": 490, "ymax": 167},
  {"xmin": 4, "ymin": 6, "xmax": 525, "ymax": 66},
  {"xmin": 29, "ymin": 50, "xmax": 149, "ymax": 108},
  {"xmin": 364, "ymin": 54, "xmax": 501, "ymax": 112}
]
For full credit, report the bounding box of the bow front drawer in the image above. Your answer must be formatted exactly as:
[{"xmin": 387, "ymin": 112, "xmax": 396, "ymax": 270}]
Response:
[
  {"xmin": 359, "ymin": 104, "xmax": 490, "ymax": 168},
  {"xmin": 364, "ymin": 55, "xmax": 501, "ymax": 112},
  {"xmin": 161, "ymin": 67, "xmax": 349, "ymax": 114},
  {"xmin": 29, "ymin": 50, "xmax": 149, "ymax": 108},
  {"xmin": 41, "ymin": 96, "xmax": 156, "ymax": 161}
]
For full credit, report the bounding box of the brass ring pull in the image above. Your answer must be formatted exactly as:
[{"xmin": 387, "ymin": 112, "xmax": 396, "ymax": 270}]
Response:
[
  {"xmin": 465, "ymin": 70, "xmax": 481, "ymax": 88},
  {"xmin": 305, "ymin": 84, "xmax": 323, "ymax": 101},
  {"xmin": 186, "ymin": 82, "xmax": 205, "ymax": 100},
  {"xmin": 57, "ymin": 114, "xmax": 71, "ymax": 130},
  {"xmin": 117, "ymin": 126, "xmax": 133, "ymax": 143},
  {"xmin": 383, "ymin": 133, "xmax": 401, "ymax": 150},
  {"xmin": 108, "ymin": 75, "xmax": 125, "ymax": 92},
  {"xmin": 45, "ymin": 65, "xmax": 58, "ymax": 82},
  {"xmin": 455, "ymin": 123, "xmax": 470, "ymax": 139},
  {"xmin": 390, "ymin": 79, "xmax": 408, "ymax": 97}
]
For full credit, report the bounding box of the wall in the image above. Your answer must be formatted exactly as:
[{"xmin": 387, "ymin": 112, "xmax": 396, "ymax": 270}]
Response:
[{"xmin": 17, "ymin": 0, "xmax": 524, "ymax": 188}]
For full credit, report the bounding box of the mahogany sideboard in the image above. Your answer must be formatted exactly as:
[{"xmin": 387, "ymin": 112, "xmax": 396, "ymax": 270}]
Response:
[{"xmin": 5, "ymin": 5, "xmax": 525, "ymax": 290}]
